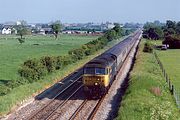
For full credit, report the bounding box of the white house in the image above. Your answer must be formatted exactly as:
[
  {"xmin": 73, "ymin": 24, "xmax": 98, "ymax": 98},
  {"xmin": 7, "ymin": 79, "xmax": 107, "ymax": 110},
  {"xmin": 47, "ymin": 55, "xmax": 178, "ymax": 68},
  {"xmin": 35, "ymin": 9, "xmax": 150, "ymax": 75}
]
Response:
[{"xmin": 2, "ymin": 28, "xmax": 12, "ymax": 34}]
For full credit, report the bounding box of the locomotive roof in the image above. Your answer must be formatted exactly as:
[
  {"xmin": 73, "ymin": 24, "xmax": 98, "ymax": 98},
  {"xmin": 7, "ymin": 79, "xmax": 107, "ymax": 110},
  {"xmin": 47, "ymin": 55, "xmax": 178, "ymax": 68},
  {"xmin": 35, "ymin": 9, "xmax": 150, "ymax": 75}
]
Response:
[{"xmin": 84, "ymin": 53, "xmax": 116, "ymax": 68}]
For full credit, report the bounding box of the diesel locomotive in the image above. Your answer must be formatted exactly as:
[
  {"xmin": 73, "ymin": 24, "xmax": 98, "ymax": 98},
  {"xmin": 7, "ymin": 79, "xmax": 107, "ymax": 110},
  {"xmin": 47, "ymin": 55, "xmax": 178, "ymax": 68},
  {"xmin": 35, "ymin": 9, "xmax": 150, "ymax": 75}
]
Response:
[{"xmin": 82, "ymin": 30, "xmax": 142, "ymax": 98}]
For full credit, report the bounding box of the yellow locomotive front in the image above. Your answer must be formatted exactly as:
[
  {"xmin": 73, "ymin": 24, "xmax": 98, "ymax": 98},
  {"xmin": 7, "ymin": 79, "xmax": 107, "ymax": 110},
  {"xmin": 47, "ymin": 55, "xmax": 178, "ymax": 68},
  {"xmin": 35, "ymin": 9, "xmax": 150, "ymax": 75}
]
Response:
[{"xmin": 83, "ymin": 66, "xmax": 110, "ymax": 98}]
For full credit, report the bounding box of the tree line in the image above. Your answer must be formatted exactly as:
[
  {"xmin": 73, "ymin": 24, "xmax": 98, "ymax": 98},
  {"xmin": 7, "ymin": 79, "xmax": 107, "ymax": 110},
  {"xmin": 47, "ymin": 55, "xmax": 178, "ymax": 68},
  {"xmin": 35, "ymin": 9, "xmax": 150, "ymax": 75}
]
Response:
[{"xmin": 143, "ymin": 20, "xmax": 180, "ymax": 48}]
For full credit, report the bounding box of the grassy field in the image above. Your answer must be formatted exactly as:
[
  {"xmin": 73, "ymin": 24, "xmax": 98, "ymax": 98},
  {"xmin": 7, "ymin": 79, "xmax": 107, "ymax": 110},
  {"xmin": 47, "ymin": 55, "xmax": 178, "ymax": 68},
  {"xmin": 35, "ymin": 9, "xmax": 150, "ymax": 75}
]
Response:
[
  {"xmin": 0, "ymin": 34, "xmax": 125, "ymax": 115},
  {"xmin": 156, "ymin": 49, "xmax": 180, "ymax": 88},
  {"xmin": 116, "ymin": 39, "xmax": 180, "ymax": 120},
  {"xmin": 151, "ymin": 39, "xmax": 180, "ymax": 87},
  {"xmin": 0, "ymin": 35, "xmax": 98, "ymax": 81}
]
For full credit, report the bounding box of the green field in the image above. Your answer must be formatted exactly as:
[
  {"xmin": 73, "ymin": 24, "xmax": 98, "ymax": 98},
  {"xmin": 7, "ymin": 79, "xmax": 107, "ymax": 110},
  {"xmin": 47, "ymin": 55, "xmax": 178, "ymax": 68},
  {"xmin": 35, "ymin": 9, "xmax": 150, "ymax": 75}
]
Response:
[
  {"xmin": 156, "ymin": 49, "xmax": 180, "ymax": 88},
  {"xmin": 116, "ymin": 39, "xmax": 180, "ymax": 120},
  {"xmin": 0, "ymin": 35, "xmax": 98, "ymax": 81}
]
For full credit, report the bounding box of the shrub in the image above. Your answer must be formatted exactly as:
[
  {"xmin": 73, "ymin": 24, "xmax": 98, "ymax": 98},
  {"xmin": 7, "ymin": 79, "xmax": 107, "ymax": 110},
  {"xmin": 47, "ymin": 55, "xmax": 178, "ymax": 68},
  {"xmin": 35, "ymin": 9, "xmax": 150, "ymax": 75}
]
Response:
[
  {"xmin": 143, "ymin": 42, "xmax": 153, "ymax": 53},
  {"xmin": 55, "ymin": 56, "xmax": 64, "ymax": 70},
  {"xmin": 62, "ymin": 55, "xmax": 73, "ymax": 66},
  {"xmin": 0, "ymin": 84, "xmax": 11, "ymax": 96},
  {"xmin": 19, "ymin": 59, "xmax": 47, "ymax": 82},
  {"xmin": 40, "ymin": 56, "xmax": 56, "ymax": 73},
  {"xmin": 68, "ymin": 48, "xmax": 85, "ymax": 60},
  {"xmin": 6, "ymin": 78, "xmax": 29, "ymax": 88}
]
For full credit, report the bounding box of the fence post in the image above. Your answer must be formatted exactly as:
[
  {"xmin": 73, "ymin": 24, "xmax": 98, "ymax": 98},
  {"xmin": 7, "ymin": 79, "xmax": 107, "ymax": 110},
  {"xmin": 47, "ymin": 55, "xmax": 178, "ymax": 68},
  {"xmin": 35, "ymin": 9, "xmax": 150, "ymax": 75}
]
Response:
[{"xmin": 171, "ymin": 85, "xmax": 174, "ymax": 94}]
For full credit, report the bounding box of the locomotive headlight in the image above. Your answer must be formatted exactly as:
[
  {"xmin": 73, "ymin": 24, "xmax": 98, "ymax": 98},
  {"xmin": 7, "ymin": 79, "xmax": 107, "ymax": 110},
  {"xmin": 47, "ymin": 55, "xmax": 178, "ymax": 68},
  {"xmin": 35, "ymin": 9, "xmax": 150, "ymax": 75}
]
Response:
[{"xmin": 95, "ymin": 83, "xmax": 98, "ymax": 85}]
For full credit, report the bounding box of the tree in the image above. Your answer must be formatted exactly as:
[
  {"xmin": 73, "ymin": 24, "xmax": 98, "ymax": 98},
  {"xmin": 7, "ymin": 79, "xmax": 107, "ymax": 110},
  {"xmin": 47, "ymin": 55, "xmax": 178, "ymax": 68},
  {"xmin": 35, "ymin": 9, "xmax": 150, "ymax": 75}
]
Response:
[
  {"xmin": 51, "ymin": 21, "xmax": 61, "ymax": 39},
  {"xmin": 175, "ymin": 22, "xmax": 180, "ymax": 34},
  {"xmin": 143, "ymin": 22, "xmax": 164, "ymax": 40},
  {"xmin": 17, "ymin": 26, "xmax": 28, "ymax": 39},
  {"xmin": 113, "ymin": 23, "xmax": 123, "ymax": 37}
]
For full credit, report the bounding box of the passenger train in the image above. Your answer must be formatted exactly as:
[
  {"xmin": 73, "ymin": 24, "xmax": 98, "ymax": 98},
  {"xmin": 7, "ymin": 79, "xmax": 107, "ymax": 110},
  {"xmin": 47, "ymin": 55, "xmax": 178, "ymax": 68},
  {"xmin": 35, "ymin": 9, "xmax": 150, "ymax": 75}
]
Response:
[{"xmin": 82, "ymin": 30, "xmax": 142, "ymax": 98}]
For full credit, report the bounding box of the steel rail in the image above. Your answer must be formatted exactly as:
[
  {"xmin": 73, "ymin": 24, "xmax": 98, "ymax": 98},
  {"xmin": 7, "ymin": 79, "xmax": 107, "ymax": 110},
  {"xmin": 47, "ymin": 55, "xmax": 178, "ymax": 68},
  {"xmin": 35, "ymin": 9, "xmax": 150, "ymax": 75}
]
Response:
[{"xmin": 28, "ymin": 76, "xmax": 82, "ymax": 120}]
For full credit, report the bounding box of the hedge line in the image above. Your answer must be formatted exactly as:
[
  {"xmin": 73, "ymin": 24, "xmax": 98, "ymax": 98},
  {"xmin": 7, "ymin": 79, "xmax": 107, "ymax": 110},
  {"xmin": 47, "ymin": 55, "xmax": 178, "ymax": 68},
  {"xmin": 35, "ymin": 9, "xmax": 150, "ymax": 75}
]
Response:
[{"xmin": 0, "ymin": 26, "xmax": 125, "ymax": 96}]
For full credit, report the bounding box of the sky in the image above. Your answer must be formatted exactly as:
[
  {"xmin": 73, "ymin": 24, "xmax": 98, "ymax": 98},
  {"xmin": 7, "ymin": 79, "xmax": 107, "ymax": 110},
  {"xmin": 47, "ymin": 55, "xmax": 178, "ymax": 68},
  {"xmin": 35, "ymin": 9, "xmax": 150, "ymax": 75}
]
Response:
[{"xmin": 0, "ymin": 0, "xmax": 179, "ymax": 23}]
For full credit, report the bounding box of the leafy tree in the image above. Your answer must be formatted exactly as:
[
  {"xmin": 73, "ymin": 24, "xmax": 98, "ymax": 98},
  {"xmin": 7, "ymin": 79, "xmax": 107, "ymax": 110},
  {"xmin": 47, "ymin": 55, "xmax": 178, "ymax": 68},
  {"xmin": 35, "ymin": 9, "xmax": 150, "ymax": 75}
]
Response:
[
  {"xmin": 166, "ymin": 20, "xmax": 176, "ymax": 29},
  {"xmin": 113, "ymin": 23, "xmax": 123, "ymax": 37},
  {"xmin": 175, "ymin": 22, "xmax": 180, "ymax": 34},
  {"xmin": 51, "ymin": 21, "xmax": 61, "ymax": 39},
  {"xmin": 17, "ymin": 26, "xmax": 28, "ymax": 39},
  {"xmin": 143, "ymin": 22, "xmax": 164, "ymax": 40},
  {"xmin": 105, "ymin": 30, "xmax": 117, "ymax": 41}
]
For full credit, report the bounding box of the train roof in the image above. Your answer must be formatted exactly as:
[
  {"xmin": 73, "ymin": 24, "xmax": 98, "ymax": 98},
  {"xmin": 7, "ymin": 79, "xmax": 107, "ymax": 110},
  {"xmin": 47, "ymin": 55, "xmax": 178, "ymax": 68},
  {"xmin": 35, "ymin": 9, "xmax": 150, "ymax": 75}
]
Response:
[
  {"xmin": 104, "ymin": 36, "xmax": 133, "ymax": 57},
  {"xmin": 84, "ymin": 53, "xmax": 116, "ymax": 68}
]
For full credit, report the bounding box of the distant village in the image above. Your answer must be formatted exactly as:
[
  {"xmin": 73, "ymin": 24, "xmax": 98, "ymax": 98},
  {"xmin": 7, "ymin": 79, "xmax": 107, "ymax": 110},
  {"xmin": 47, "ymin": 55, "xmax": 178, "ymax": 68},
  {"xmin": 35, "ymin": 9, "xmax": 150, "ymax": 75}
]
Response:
[
  {"xmin": 0, "ymin": 21, "xmax": 115, "ymax": 35},
  {"xmin": 0, "ymin": 21, "xmax": 141, "ymax": 35}
]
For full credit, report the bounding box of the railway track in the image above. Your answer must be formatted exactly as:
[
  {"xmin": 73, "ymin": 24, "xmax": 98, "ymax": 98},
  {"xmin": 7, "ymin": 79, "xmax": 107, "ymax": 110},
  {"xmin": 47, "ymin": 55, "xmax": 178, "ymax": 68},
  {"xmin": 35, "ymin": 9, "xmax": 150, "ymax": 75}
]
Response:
[
  {"xmin": 68, "ymin": 95, "xmax": 105, "ymax": 120},
  {"xmin": 28, "ymin": 76, "xmax": 83, "ymax": 120}
]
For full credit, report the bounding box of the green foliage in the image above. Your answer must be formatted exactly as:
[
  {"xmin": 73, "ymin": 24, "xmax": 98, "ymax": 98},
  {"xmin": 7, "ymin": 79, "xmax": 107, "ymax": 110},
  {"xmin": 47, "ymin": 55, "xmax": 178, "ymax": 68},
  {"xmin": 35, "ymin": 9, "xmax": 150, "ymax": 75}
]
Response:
[
  {"xmin": 51, "ymin": 21, "xmax": 62, "ymax": 39},
  {"xmin": 143, "ymin": 41, "xmax": 153, "ymax": 53},
  {"xmin": 0, "ymin": 84, "xmax": 11, "ymax": 96},
  {"xmin": 113, "ymin": 23, "xmax": 123, "ymax": 37},
  {"xmin": 175, "ymin": 22, "xmax": 180, "ymax": 34},
  {"xmin": 17, "ymin": 26, "xmax": 29, "ymax": 39},
  {"xmin": 55, "ymin": 56, "xmax": 64, "ymax": 70},
  {"xmin": 105, "ymin": 29, "xmax": 118, "ymax": 41},
  {"xmin": 40, "ymin": 56, "xmax": 56, "ymax": 73},
  {"xmin": 68, "ymin": 48, "xmax": 85, "ymax": 60},
  {"xmin": 143, "ymin": 21, "xmax": 164, "ymax": 40},
  {"xmin": 18, "ymin": 59, "xmax": 48, "ymax": 82}
]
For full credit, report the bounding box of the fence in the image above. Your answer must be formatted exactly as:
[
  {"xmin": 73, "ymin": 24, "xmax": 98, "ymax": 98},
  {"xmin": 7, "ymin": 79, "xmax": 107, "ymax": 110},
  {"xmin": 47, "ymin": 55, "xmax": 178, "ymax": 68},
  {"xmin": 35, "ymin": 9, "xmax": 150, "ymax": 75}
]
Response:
[{"xmin": 153, "ymin": 51, "xmax": 180, "ymax": 109}]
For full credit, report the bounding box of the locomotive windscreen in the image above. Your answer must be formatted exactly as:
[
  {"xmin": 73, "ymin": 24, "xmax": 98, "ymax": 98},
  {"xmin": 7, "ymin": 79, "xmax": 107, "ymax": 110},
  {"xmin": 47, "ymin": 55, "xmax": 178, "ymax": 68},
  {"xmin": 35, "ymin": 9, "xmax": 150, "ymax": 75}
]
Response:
[{"xmin": 84, "ymin": 67, "xmax": 107, "ymax": 75}]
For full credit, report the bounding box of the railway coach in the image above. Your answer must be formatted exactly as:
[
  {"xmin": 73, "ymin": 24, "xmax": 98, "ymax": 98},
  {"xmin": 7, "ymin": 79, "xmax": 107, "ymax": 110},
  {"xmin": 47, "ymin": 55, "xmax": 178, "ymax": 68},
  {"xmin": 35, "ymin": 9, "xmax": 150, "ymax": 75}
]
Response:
[{"xmin": 82, "ymin": 30, "xmax": 142, "ymax": 98}]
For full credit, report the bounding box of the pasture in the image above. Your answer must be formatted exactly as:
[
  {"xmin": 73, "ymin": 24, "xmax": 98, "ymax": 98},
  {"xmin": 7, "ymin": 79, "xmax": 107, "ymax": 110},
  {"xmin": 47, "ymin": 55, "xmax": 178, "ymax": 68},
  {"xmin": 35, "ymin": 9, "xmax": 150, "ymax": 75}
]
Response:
[
  {"xmin": 0, "ymin": 35, "xmax": 98, "ymax": 81},
  {"xmin": 156, "ymin": 49, "xmax": 180, "ymax": 88}
]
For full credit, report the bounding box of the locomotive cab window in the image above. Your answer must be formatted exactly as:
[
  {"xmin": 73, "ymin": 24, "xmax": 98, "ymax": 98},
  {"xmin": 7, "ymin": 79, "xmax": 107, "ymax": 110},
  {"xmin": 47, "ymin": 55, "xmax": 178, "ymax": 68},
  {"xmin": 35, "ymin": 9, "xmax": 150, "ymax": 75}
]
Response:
[{"xmin": 84, "ymin": 67, "xmax": 107, "ymax": 75}]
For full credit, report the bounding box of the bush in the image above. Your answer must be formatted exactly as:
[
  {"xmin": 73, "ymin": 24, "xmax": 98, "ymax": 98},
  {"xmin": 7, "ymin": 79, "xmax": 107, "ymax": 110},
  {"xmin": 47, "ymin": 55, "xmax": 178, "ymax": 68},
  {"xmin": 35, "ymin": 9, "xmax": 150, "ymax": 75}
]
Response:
[
  {"xmin": 0, "ymin": 84, "xmax": 11, "ymax": 96},
  {"xmin": 6, "ymin": 78, "xmax": 29, "ymax": 88},
  {"xmin": 40, "ymin": 56, "xmax": 56, "ymax": 73},
  {"xmin": 143, "ymin": 42, "xmax": 153, "ymax": 53},
  {"xmin": 68, "ymin": 48, "xmax": 85, "ymax": 60},
  {"xmin": 55, "ymin": 56, "xmax": 64, "ymax": 70},
  {"xmin": 19, "ymin": 59, "xmax": 47, "ymax": 82}
]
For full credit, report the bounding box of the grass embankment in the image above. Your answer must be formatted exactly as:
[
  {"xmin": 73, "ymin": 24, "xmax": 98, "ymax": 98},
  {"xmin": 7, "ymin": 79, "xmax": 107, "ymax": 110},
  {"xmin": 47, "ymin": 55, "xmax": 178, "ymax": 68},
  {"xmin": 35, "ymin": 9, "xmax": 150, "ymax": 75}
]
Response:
[
  {"xmin": 116, "ymin": 39, "xmax": 180, "ymax": 120},
  {"xmin": 0, "ymin": 35, "xmax": 97, "ymax": 81},
  {"xmin": 0, "ymin": 35, "xmax": 124, "ymax": 115}
]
